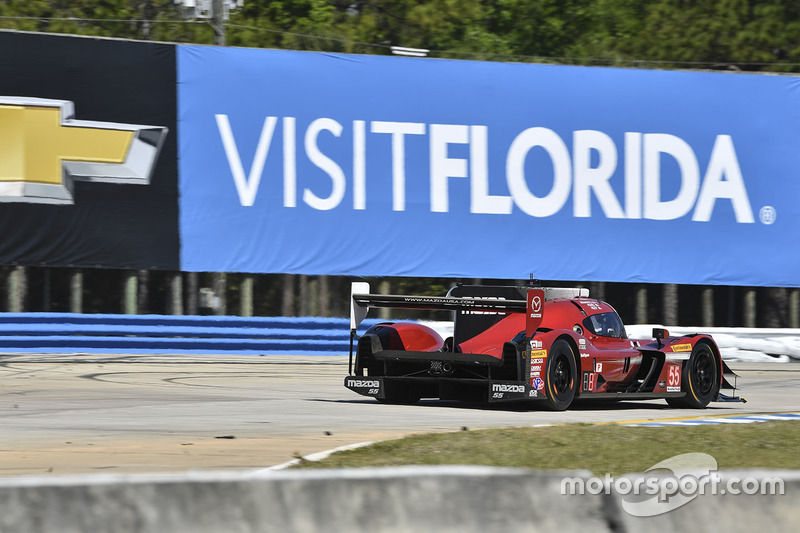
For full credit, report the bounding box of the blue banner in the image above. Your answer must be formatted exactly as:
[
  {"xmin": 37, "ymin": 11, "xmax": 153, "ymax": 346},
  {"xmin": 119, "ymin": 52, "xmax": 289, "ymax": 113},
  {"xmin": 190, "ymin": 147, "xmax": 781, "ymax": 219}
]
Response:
[{"xmin": 178, "ymin": 45, "xmax": 800, "ymax": 286}]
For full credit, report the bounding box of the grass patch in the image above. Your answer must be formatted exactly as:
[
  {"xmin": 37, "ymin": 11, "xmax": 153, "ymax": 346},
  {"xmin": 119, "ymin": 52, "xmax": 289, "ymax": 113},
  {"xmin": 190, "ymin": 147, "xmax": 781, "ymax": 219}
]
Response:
[{"xmin": 293, "ymin": 421, "xmax": 800, "ymax": 475}]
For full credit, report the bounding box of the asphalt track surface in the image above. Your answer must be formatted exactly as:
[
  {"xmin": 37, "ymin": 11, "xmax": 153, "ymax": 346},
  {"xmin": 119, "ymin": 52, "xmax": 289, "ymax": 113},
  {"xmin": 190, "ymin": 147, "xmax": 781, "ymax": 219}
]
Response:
[{"xmin": 1, "ymin": 355, "xmax": 798, "ymax": 476}]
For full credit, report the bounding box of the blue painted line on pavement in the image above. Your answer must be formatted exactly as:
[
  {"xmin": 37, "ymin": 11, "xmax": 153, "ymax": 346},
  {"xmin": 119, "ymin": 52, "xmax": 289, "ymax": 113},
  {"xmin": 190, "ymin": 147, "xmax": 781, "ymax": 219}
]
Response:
[{"xmin": 623, "ymin": 412, "xmax": 800, "ymax": 427}]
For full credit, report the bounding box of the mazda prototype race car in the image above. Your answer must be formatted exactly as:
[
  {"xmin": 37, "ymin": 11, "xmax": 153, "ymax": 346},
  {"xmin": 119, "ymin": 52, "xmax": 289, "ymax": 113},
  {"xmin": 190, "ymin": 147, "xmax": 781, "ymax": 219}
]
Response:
[{"xmin": 344, "ymin": 282, "xmax": 743, "ymax": 410}]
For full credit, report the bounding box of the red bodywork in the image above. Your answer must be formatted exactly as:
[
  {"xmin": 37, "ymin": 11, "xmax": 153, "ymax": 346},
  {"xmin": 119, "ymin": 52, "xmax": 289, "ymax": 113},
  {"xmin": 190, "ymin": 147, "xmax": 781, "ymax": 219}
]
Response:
[
  {"xmin": 384, "ymin": 298, "xmax": 723, "ymax": 393},
  {"xmin": 450, "ymin": 298, "xmax": 717, "ymax": 395},
  {"xmin": 345, "ymin": 284, "xmax": 741, "ymax": 409}
]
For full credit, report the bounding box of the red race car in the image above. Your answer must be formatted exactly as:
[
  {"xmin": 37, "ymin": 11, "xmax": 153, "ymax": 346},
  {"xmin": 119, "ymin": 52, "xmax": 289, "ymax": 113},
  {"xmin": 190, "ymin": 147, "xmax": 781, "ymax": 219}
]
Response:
[{"xmin": 344, "ymin": 282, "xmax": 743, "ymax": 410}]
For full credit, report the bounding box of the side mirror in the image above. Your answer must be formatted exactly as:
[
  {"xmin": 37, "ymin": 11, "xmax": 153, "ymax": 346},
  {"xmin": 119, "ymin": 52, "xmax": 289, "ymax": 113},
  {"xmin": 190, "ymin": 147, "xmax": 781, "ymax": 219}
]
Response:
[
  {"xmin": 652, "ymin": 328, "xmax": 670, "ymax": 340},
  {"xmin": 652, "ymin": 328, "xmax": 669, "ymax": 348}
]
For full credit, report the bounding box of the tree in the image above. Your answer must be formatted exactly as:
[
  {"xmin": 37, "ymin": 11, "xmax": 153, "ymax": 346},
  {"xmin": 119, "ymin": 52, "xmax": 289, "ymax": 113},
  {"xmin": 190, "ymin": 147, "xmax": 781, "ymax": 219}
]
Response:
[{"xmin": 0, "ymin": 1, "xmax": 199, "ymax": 41}]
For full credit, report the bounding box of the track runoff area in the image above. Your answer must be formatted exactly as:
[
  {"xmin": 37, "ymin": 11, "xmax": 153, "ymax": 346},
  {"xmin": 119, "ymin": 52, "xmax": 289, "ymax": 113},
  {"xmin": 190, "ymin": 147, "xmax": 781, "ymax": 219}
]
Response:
[{"xmin": 0, "ymin": 355, "xmax": 795, "ymax": 475}]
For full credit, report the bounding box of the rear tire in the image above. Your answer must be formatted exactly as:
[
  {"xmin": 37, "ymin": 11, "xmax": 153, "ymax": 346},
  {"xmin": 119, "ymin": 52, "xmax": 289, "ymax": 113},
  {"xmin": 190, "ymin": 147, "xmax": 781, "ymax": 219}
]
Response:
[
  {"xmin": 666, "ymin": 342, "xmax": 719, "ymax": 408},
  {"xmin": 543, "ymin": 339, "xmax": 577, "ymax": 411}
]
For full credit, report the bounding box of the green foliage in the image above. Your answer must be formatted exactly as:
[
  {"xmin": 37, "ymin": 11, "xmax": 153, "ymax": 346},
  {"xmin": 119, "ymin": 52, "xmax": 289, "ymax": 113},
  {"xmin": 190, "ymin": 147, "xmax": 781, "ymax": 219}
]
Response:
[
  {"xmin": 2, "ymin": 0, "xmax": 800, "ymax": 71},
  {"xmin": 0, "ymin": 0, "xmax": 197, "ymax": 41}
]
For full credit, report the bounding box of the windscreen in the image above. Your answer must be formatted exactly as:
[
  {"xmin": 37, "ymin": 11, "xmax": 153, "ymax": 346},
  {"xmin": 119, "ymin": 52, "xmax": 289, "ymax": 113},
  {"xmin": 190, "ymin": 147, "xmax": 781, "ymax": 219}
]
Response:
[{"xmin": 582, "ymin": 312, "xmax": 627, "ymax": 339}]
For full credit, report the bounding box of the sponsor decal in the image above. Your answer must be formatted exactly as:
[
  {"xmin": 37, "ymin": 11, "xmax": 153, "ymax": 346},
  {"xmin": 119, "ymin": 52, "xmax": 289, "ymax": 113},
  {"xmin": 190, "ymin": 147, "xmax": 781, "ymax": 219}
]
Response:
[
  {"xmin": 346, "ymin": 379, "xmax": 380, "ymax": 388},
  {"xmin": 528, "ymin": 389, "xmax": 538, "ymax": 398},
  {"xmin": 217, "ymin": 114, "xmax": 758, "ymax": 224},
  {"xmin": 462, "ymin": 296, "xmax": 507, "ymax": 315},
  {"xmin": 580, "ymin": 300, "xmax": 603, "ymax": 311},
  {"xmin": 530, "ymin": 339, "xmax": 543, "ymax": 349},
  {"xmin": 659, "ymin": 380, "xmax": 667, "ymax": 389},
  {"xmin": 580, "ymin": 352, "xmax": 590, "ymax": 358},
  {"xmin": 595, "ymin": 362, "xmax": 603, "ymax": 372},
  {"xmin": 671, "ymin": 343, "xmax": 693, "ymax": 352},
  {"xmin": 531, "ymin": 295, "xmax": 542, "ymax": 314},
  {"xmin": 346, "ymin": 377, "xmax": 381, "ymax": 396},
  {"xmin": 0, "ymin": 97, "xmax": 167, "ymax": 204},
  {"xmin": 532, "ymin": 377, "xmax": 544, "ymax": 391},
  {"xmin": 667, "ymin": 386, "xmax": 681, "ymax": 392},
  {"xmin": 579, "ymin": 338, "xmax": 586, "ymax": 348},
  {"xmin": 531, "ymin": 353, "xmax": 546, "ymax": 378},
  {"xmin": 492, "ymin": 383, "xmax": 526, "ymax": 393},
  {"xmin": 526, "ymin": 289, "xmax": 545, "ymax": 336}
]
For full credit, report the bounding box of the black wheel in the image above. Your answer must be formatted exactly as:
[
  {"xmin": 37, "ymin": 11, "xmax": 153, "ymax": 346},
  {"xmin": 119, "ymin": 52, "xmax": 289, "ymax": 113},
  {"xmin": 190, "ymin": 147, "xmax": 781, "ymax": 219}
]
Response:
[
  {"xmin": 543, "ymin": 339, "xmax": 577, "ymax": 411},
  {"xmin": 666, "ymin": 342, "xmax": 719, "ymax": 409}
]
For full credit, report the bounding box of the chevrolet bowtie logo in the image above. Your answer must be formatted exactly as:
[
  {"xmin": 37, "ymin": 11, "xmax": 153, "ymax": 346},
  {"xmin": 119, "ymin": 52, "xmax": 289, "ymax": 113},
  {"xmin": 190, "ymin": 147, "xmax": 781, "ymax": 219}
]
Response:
[{"xmin": 0, "ymin": 97, "xmax": 167, "ymax": 204}]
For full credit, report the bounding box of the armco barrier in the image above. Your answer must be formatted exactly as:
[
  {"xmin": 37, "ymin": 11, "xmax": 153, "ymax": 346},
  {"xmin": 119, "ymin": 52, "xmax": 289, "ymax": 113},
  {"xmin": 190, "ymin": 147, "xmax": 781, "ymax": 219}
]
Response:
[
  {"xmin": 0, "ymin": 466, "xmax": 797, "ymax": 532},
  {"xmin": 0, "ymin": 313, "xmax": 381, "ymax": 356}
]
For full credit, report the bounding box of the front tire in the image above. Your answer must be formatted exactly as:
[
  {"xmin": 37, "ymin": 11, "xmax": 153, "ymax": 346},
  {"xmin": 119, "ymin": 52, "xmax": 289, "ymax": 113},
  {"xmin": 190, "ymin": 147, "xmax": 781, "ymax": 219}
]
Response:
[
  {"xmin": 666, "ymin": 342, "xmax": 719, "ymax": 408},
  {"xmin": 543, "ymin": 339, "xmax": 577, "ymax": 411}
]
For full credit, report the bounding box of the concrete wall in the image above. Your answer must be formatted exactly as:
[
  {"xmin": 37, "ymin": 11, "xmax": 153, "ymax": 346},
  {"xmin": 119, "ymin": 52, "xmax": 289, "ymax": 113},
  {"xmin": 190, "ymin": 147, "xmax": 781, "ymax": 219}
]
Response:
[{"xmin": 0, "ymin": 466, "xmax": 797, "ymax": 532}]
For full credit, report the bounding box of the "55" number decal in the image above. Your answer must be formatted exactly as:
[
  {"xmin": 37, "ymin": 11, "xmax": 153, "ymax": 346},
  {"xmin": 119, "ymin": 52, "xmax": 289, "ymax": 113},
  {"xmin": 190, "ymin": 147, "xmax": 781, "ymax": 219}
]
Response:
[{"xmin": 666, "ymin": 363, "xmax": 682, "ymax": 392}]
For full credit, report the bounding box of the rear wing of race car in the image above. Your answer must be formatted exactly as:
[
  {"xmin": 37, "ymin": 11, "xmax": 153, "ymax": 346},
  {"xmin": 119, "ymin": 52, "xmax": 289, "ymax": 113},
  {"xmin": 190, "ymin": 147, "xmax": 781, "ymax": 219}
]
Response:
[
  {"xmin": 348, "ymin": 282, "xmax": 589, "ymax": 369},
  {"xmin": 350, "ymin": 282, "xmax": 589, "ymax": 329}
]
